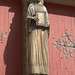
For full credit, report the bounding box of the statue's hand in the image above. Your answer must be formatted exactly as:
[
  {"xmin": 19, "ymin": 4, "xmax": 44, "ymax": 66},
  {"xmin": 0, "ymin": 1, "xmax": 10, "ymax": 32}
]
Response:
[
  {"xmin": 33, "ymin": 16, "xmax": 39, "ymax": 22},
  {"xmin": 45, "ymin": 23, "xmax": 49, "ymax": 27},
  {"xmin": 27, "ymin": 16, "xmax": 39, "ymax": 22}
]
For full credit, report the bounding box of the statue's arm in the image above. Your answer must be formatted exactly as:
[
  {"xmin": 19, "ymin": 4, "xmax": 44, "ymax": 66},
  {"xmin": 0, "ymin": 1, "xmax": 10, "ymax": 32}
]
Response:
[
  {"xmin": 45, "ymin": 12, "xmax": 50, "ymax": 27},
  {"xmin": 27, "ymin": 16, "xmax": 38, "ymax": 22},
  {"xmin": 43, "ymin": 6, "xmax": 50, "ymax": 36},
  {"xmin": 43, "ymin": 6, "xmax": 50, "ymax": 27},
  {"xmin": 27, "ymin": 4, "xmax": 38, "ymax": 22}
]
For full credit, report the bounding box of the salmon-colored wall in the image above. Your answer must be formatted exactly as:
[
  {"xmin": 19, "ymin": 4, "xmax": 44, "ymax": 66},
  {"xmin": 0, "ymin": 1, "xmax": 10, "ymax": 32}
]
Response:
[
  {"xmin": 45, "ymin": 3, "xmax": 75, "ymax": 75},
  {"xmin": 0, "ymin": 0, "xmax": 23, "ymax": 75}
]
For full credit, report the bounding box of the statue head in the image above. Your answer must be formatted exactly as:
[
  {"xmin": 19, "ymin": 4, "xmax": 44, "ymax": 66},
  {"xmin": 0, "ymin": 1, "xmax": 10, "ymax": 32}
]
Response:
[
  {"xmin": 41, "ymin": 0, "xmax": 44, "ymax": 4},
  {"xmin": 35, "ymin": 0, "xmax": 44, "ymax": 4},
  {"xmin": 27, "ymin": 0, "xmax": 44, "ymax": 5}
]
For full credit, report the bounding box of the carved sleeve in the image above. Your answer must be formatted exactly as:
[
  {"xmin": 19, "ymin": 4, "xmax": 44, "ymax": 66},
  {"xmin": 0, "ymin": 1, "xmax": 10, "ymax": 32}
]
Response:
[
  {"xmin": 27, "ymin": 4, "xmax": 35, "ymax": 32},
  {"xmin": 27, "ymin": 4, "xmax": 35, "ymax": 17},
  {"xmin": 43, "ymin": 6, "xmax": 50, "ymax": 36},
  {"xmin": 43, "ymin": 6, "xmax": 50, "ymax": 27}
]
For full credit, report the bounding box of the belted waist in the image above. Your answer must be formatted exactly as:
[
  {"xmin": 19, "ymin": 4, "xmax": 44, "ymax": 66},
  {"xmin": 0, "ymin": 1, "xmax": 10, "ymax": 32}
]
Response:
[{"xmin": 32, "ymin": 25, "xmax": 49, "ymax": 30}]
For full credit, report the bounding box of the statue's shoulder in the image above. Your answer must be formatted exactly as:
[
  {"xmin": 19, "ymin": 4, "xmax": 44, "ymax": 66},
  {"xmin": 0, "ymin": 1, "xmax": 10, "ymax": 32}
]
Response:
[{"xmin": 43, "ymin": 5, "xmax": 47, "ymax": 10}]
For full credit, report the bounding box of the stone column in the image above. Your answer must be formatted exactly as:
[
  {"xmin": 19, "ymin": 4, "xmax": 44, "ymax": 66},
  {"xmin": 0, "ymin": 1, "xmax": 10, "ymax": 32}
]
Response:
[{"xmin": 20, "ymin": 0, "xmax": 28, "ymax": 75}]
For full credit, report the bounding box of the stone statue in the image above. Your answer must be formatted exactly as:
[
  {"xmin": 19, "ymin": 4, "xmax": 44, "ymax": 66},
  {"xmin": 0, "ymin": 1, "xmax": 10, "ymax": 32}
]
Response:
[{"xmin": 27, "ymin": 0, "xmax": 50, "ymax": 75}]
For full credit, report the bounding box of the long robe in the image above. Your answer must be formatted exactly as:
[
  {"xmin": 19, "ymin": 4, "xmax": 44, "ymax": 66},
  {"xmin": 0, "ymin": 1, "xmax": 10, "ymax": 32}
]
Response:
[{"xmin": 27, "ymin": 3, "xmax": 50, "ymax": 74}]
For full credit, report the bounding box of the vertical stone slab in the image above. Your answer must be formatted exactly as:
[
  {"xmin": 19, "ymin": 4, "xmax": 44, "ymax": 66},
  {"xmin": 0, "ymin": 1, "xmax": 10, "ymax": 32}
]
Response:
[{"xmin": 21, "ymin": 0, "xmax": 28, "ymax": 75}]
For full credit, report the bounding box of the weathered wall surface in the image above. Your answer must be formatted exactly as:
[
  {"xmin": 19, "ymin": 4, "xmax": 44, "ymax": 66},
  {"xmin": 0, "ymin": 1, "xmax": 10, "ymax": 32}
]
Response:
[
  {"xmin": 0, "ymin": 0, "xmax": 23, "ymax": 75},
  {"xmin": 46, "ymin": 3, "xmax": 75, "ymax": 75}
]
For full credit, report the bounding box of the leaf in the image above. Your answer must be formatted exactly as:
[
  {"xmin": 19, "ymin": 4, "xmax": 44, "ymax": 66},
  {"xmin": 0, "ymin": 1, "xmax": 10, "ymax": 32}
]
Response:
[
  {"xmin": 61, "ymin": 43, "xmax": 64, "ymax": 46},
  {"xmin": 3, "ymin": 35, "xmax": 7, "ymax": 38},
  {"xmin": 69, "ymin": 51, "xmax": 72, "ymax": 53},
  {"xmin": 66, "ymin": 56, "xmax": 69, "ymax": 59},
  {"xmin": 65, "ymin": 38, "xmax": 67, "ymax": 42},
  {"xmin": 69, "ymin": 33, "xmax": 72, "ymax": 36},
  {"xmin": 69, "ymin": 49, "xmax": 74, "ymax": 53},
  {"xmin": 66, "ymin": 48, "xmax": 68, "ymax": 51},
  {"xmin": 71, "ymin": 54, "xmax": 75, "ymax": 58},
  {"xmin": 70, "ymin": 44, "xmax": 73, "ymax": 47},
  {"xmin": 68, "ymin": 37, "xmax": 71, "ymax": 40},
  {"xmin": 64, "ymin": 51, "xmax": 67, "ymax": 55},
  {"xmin": 63, "ymin": 34, "xmax": 66, "ymax": 37},
  {"xmin": 58, "ymin": 37, "xmax": 61, "ymax": 40},
  {"xmin": 59, "ymin": 49, "xmax": 62, "ymax": 52},
  {"xmin": 53, "ymin": 42, "xmax": 57, "ymax": 45}
]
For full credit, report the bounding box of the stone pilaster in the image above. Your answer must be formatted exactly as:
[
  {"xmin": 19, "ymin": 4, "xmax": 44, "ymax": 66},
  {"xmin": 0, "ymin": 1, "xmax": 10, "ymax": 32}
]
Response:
[{"xmin": 20, "ymin": 0, "xmax": 28, "ymax": 75}]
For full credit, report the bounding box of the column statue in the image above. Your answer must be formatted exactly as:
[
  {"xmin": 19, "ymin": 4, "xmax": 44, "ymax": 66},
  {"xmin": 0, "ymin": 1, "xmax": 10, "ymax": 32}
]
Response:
[{"xmin": 27, "ymin": 0, "xmax": 50, "ymax": 75}]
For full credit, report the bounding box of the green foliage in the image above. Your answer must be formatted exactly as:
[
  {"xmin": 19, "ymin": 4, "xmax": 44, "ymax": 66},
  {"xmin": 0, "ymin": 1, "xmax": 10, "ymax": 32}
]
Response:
[
  {"xmin": 69, "ymin": 33, "xmax": 72, "ymax": 36},
  {"xmin": 53, "ymin": 42, "xmax": 57, "ymax": 45},
  {"xmin": 64, "ymin": 51, "xmax": 67, "ymax": 55},
  {"xmin": 66, "ymin": 56, "xmax": 69, "ymax": 59},
  {"xmin": 53, "ymin": 30, "xmax": 75, "ymax": 59},
  {"xmin": 63, "ymin": 34, "xmax": 66, "ymax": 37}
]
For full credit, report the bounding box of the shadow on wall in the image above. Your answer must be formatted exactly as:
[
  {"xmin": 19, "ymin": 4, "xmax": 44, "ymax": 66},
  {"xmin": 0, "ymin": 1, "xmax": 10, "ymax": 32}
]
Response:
[{"xmin": 0, "ymin": 0, "xmax": 23, "ymax": 75}]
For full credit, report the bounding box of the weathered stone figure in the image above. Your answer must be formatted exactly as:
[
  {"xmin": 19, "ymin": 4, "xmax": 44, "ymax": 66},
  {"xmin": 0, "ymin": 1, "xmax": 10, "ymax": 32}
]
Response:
[{"xmin": 27, "ymin": 0, "xmax": 50, "ymax": 75}]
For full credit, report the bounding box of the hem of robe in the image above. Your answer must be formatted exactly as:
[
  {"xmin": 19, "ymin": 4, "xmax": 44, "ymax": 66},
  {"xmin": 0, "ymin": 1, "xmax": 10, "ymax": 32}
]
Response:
[{"xmin": 28, "ymin": 65, "xmax": 49, "ymax": 74}]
